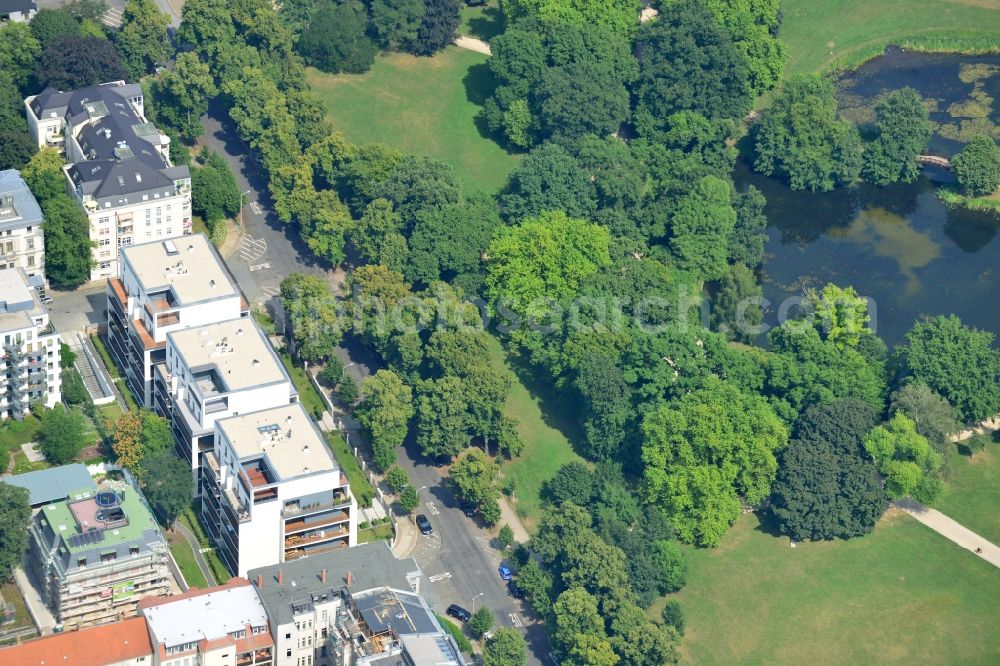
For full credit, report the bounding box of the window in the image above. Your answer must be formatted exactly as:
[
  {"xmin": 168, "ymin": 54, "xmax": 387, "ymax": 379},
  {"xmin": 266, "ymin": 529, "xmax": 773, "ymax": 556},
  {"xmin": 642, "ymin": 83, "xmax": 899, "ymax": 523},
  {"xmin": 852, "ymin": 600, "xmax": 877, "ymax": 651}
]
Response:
[
  {"xmin": 99, "ymin": 216, "xmax": 110, "ymax": 225},
  {"xmin": 100, "ymin": 261, "xmax": 110, "ymax": 269},
  {"xmin": 26, "ymin": 238, "xmax": 33, "ymax": 250},
  {"xmin": 99, "ymin": 239, "xmax": 111, "ymax": 246},
  {"xmin": 77, "ymin": 557, "xmax": 86, "ymax": 567},
  {"xmin": 27, "ymin": 256, "xmax": 34, "ymax": 267}
]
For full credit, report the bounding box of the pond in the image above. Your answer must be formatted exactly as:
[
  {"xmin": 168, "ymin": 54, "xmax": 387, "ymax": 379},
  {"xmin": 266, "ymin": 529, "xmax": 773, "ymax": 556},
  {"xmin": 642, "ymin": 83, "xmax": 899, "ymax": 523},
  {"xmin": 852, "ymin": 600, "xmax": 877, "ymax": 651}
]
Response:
[{"xmin": 745, "ymin": 51, "xmax": 1000, "ymax": 346}]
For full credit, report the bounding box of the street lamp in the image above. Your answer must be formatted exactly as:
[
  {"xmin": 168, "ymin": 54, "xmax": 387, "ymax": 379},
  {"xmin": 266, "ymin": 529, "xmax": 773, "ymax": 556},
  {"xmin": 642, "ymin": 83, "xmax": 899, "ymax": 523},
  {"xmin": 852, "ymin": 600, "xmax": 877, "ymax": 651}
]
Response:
[
  {"xmin": 238, "ymin": 189, "xmax": 252, "ymax": 234},
  {"xmin": 472, "ymin": 592, "xmax": 484, "ymax": 614}
]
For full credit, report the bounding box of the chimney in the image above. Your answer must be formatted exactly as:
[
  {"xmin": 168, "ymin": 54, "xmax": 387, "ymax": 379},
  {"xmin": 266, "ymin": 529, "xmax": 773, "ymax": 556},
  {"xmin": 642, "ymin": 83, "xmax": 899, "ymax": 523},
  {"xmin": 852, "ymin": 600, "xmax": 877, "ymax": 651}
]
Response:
[
  {"xmin": 278, "ymin": 570, "xmax": 284, "ymax": 585},
  {"xmin": 257, "ymin": 575, "xmax": 263, "ymax": 588},
  {"xmin": 346, "ymin": 571, "xmax": 353, "ymax": 586},
  {"xmin": 321, "ymin": 569, "xmax": 327, "ymax": 583}
]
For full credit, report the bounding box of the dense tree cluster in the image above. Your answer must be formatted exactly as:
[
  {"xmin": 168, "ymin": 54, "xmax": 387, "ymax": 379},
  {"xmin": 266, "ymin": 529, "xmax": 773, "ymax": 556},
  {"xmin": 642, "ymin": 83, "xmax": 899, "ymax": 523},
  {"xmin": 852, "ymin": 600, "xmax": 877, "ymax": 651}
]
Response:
[{"xmin": 952, "ymin": 134, "xmax": 1000, "ymax": 196}]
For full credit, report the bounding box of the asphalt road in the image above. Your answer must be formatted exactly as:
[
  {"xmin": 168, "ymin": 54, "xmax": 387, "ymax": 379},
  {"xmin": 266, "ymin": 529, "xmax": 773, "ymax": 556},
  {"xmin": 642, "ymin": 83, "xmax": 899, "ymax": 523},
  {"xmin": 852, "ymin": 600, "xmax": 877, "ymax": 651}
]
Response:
[{"xmin": 395, "ymin": 441, "xmax": 551, "ymax": 665}]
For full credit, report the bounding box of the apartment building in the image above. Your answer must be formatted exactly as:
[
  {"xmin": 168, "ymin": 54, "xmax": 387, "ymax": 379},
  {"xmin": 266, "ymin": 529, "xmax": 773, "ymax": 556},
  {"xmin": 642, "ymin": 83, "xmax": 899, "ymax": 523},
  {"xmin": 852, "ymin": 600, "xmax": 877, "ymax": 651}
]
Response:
[
  {"xmin": 24, "ymin": 81, "xmax": 192, "ymax": 281},
  {"xmin": 0, "ymin": 616, "xmax": 153, "ymax": 666},
  {"xmin": 0, "ymin": 0, "xmax": 36, "ymax": 22},
  {"xmin": 153, "ymin": 318, "xmax": 298, "ymax": 486},
  {"xmin": 0, "ymin": 268, "xmax": 61, "ymax": 418},
  {"xmin": 107, "ymin": 235, "xmax": 248, "ymax": 406},
  {"xmin": 28, "ymin": 481, "xmax": 172, "ymax": 630},
  {"xmin": 0, "ymin": 169, "xmax": 46, "ymax": 282},
  {"xmin": 140, "ymin": 578, "xmax": 274, "ymax": 666},
  {"xmin": 200, "ymin": 403, "xmax": 357, "ymax": 577},
  {"xmin": 249, "ymin": 543, "xmax": 464, "ymax": 666}
]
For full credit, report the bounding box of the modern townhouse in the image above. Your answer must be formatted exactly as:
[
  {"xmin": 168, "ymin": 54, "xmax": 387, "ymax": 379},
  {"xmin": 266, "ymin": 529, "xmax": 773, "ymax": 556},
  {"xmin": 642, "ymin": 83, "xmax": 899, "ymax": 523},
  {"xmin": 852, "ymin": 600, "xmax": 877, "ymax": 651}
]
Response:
[
  {"xmin": 0, "ymin": 169, "xmax": 47, "ymax": 283},
  {"xmin": 152, "ymin": 318, "xmax": 298, "ymax": 489},
  {"xmin": 139, "ymin": 578, "xmax": 275, "ymax": 666},
  {"xmin": 106, "ymin": 235, "xmax": 249, "ymax": 406},
  {"xmin": 0, "ymin": 267, "xmax": 61, "ymax": 418},
  {"xmin": 24, "ymin": 81, "xmax": 192, "ymax": 281},
  {"xmin": 200, "ymin": 403, "xmax": 357, "ymax": 577},
  {"xmin": 28, "ymin": 481, "xmax": 172, "ymax": 630}
]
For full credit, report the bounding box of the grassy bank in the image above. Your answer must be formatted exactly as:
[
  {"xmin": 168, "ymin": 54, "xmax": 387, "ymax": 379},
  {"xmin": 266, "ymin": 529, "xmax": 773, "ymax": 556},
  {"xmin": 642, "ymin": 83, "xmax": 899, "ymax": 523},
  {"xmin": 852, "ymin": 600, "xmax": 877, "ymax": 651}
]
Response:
[
  {"xmin": 305, "ymin": 48, "xmax": 520, "ymax": 194},
  {"xmin": 168, "ymin": 532, "xmax": 209, "ymax": 589},
  {"xmin": 661, "ymin": 511, "xmax": 1000, "ymax": 665},
  {"xmin": 780, "ymin": 0, "xmax": 1000, "ymax": 75},
  {"xmin": 179, "ymin": 507, "xmax": 230, "ymax": 585},
  {"xmin": 938, "ymin": 186, "xmax": 1000, "ymax": 213},
  {"xmin": 326, "ymin": 431, "xmax": 375, "ymax": 508},
  {"xmin": 278, "ymin": 351, "xmax": 327, "ymax": 419},
  {"xmin": 485, "ymin": 335, "xmax": 584, "ymax": 533}
]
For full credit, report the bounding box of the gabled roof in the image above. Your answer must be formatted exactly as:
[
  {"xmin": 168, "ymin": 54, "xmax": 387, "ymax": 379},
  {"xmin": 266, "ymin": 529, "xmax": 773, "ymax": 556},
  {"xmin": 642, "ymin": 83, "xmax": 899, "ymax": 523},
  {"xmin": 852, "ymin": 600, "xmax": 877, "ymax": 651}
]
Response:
[
  {"xmin": 0, "ymin": 0, "xmax": 36, "ymax": 15},
  {"xmin": 0, "ymin": 616, "xmax": 152, "ymax": 666}
]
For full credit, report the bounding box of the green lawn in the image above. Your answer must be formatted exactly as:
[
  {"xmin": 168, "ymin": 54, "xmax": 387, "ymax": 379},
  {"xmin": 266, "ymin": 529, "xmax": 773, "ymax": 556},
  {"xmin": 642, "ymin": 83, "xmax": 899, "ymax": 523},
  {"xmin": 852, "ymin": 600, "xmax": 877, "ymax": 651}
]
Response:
[
  {"xmin": 278, "ymin": 351, "xmax": 327, "ymax": 419},
  {"xmin": 305, "ymin": 47, "xmax": 521, "ymax": 194},
  {"xmin": 326, "ymin": 431, "xmax": 375, "ymax": 508},
  {"xmin": 179, "ymin": 507, "xmax": 230, "ymax": 585},
  {"xmin": 780, "ymin": 0, "xmax": 1000, "ymax": 75},
  {"xmin": 485, "ymin": 335, "xmax": 584, "ymax": 533},
  {"xmin": 168, "ymin": 532, "xmax": 209, "ymax": 589},
  {"xmin": 460, "ymin": 0, "xmax": 505, "ymax": 41},
  {"xmin": 358, "ymin": 522, "xmax": 394, "ymax": 544},
  {"xmin": 661, "ymin": 511, "xmax": 1000, "ymax": 665},
  {"xmin": 937, "ymin": 442, "xmax": 1000, "ymax": 544},
  {"xmin": 1, "ymin": 581, "xmax": 34, "ymax": 631}
]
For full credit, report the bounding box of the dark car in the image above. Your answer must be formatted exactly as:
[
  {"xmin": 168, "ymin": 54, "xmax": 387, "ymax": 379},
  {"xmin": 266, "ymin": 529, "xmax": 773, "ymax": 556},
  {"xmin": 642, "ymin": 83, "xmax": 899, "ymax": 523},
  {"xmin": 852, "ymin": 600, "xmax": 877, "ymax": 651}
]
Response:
[
  {"xmin": 446, "ymin": 604, "xmax": 472, "ymax": 622},
  {"xmin": 433, "ymin": 455, "xmax": 451, "ymax": 468},
  {"xmin": 415, "ymin": 514, "xmax": 433, "ymax": 535},
  {"xmin": 461, "ymin": 504, "xmax": 476, "ymax": 518},
  {"xmin": 507, "ymin": 580, "xmax": 525, "ymax": 599}
]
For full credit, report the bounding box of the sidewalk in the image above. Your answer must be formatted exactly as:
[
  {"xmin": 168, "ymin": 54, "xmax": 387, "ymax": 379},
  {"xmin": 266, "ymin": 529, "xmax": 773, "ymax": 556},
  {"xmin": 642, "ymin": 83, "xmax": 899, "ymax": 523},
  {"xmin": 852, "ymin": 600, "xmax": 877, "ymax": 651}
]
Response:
[
  {"xmin": 217, "ymin": 219, "xmax": 242, "ymax": 259},
  {"xmin": 13, "ymin": 565, "xmax": 54, "ymax": 635},
  {"xmin": 173, "ymin": 521, "xmax": 217, "ymax": 587},
  {"xmin": 498, "ymin": 497, "xmax": 531, "ymax": 544},
  {"xmin": 895, "ymin": 498, "xmax": 1000, "ymax": 569},
  {"xmin": 392, "ymin": 514, "xmax": 420, "ymax": 559}
]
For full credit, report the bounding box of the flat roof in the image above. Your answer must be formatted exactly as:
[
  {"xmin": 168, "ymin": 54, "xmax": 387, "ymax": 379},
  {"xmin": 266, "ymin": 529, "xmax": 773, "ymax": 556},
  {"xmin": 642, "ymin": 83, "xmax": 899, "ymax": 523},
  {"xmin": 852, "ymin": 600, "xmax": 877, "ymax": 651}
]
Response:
[
  {"xmin": 4, "ymin": 464, "xmax": 96, "ymax": 507},
  {"xmin": 41, "ymin": 485, "xmax": 159, "ymax": 551},
  {"xmin": 122, "ymin": 235, "xmax": 239, "ymax": 306},
  {"xmin": 169, "ymin": 318, "xmax": 287, "ymax": 394},
  {"xmin": 354, "ymin": 588, "xmax": 438, "ymax": 636},
  {"xmin": 141, "ymin": 580, "xmax": 269, "ymax": 649},
  {"xmin": 218, "ymin": 404, "xmax": 337, "ymax": 481},
  {"xmin": 0, "ymin": 616, "xmax": 152, "ymax": 666}
]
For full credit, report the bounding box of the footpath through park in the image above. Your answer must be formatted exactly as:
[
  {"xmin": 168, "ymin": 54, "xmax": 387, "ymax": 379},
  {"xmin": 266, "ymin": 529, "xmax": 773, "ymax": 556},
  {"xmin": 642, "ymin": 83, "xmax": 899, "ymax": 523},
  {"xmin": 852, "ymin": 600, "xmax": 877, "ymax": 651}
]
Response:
[{"xmin": 895, "ymin": 498, "xmax": 1000, "ymax": 569}]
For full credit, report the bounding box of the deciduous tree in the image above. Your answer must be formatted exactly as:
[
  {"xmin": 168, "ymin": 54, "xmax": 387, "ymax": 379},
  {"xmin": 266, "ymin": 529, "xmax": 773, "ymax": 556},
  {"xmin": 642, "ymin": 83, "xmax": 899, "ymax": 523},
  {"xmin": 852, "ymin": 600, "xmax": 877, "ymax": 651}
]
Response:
[
  {"xmin": 40, "ymin": 195, "xmax": 94, "ymax": 289},
  {"xmin": 370, "ymin": 0, "xmax": 425, "ymax": 49},
  {"xmin": 356, "ymin": 370, "xmax": 414, "ymax": 470},
  {"xmin": 34, "ymin": 35, "xmax": 129, "ymax": 91},
  {"xmin": 483, "ymin": 627, "xmax": 527, "ymax": 666},
  {"xmin": 415, "ymin": 376, "xmax": 470, "ymax": 458},
  {"xmin": 863, "ymin": 87, "xmax": 933, "ymax": 185},
  {"xmin": 669, "ymin": 175, "xmax": 736, "ymax": 281},
  {"xmin": 803, "ymin": 283, "xmax": 870, "ymax": 349},
  {"xmin": 116, "ymin": 0, "xmax": 170, "ymax": 77},
  {"xmin": 864, "ymin": 413, "xmax": 943, "ymax": 503},
  {"xmin": 890, "ymin": 382, "xmax": 960, "ymax": 450},
  {"xmin": 449, "ymin": 448, "xmax": 499, "ymax": 510},
  {"xmin": 499, "ymin": 143, "xmax": 597, "ymax": 222},
  {"xmin": 40, "ymin": 405, "xmax": 86, "ymax": 465},
  {"xmin": 149, "ymin": 52, "xmax": 218, "ymax": 139},
  {"xmin": 141, "ymin": 449, "xmax": 193, "ymax": 528},
  {"xmin": 903, "ymin": 315, "xmax": 1000, "ymax": 423},
  {"xmin": 952, "ymin": 134, "xmax": 1000, "ymax": 196},
  {"xmin": 407, "ymin": 0, "xmax": 460, "ymax": 56},
  {"xmin": 753, "ymin": 75, "xmax": 863, "ymax": 191},
  {"xmin": 298, "ymin": 0, "xmax": 377, "ymax": 74},
  {"xmin": 30, "ymin": 9, "xmax": 83, "ymax": 48},
  {"xmin": 0, "ymin": 482, "xmax": 30, "ymax": 582}
]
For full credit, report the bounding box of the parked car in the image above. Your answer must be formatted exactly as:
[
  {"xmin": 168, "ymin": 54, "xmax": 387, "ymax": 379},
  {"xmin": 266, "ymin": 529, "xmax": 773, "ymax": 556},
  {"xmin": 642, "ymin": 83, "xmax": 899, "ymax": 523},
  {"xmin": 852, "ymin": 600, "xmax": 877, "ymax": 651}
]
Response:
[
  {"xmin": 40, "ymin": 295, "xmax": 54, "ymax": 305},
  {"xmin": 461, "ymin": 503, "xmax": 476, "ymax": 518},
  {"xmin": 415, "ymin": 514, "xmax": 433, "ymax": 535},
  {"xmin": 446, "ymin": 604, "xmax": 471, "ymax": 622},
  {"xmin": 498, "ymin": 564, "xmax": 513, "ymax": 581},
  {"xmin": 507, "ymin": 580, "xmax": 525, "ymax": 599}
]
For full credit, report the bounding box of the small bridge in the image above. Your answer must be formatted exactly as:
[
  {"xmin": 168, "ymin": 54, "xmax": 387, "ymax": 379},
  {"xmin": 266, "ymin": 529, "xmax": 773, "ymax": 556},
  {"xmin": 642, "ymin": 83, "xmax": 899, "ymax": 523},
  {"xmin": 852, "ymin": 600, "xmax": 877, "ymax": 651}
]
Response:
[{"xmin": 918, "ymin": 154, "xmax": 951, "ymax": 169}]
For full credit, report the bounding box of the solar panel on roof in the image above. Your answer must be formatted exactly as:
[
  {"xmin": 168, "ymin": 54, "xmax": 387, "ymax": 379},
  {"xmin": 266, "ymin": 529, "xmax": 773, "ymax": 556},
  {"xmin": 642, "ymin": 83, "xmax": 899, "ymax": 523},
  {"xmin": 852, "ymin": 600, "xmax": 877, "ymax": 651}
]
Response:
[{"xmin": 257, "ymin": 423, "xmax": 280, "ymax": 435}]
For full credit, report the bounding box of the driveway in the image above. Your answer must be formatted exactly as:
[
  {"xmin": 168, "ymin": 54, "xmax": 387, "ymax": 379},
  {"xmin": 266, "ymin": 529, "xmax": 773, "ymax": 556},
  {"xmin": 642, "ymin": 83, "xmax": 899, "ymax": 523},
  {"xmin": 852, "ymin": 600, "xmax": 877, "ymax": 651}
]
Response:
[{"xmin": 48, "ymin": 281, "xmax": 107, "ymax": 335}]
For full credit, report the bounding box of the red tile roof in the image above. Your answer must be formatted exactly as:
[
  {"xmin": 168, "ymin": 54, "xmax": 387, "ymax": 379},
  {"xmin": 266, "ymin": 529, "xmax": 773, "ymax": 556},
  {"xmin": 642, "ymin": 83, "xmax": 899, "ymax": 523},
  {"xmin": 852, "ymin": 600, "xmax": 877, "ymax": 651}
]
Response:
[{"xmin": 0, "ymin": 616, "xmax": 152, "ymax": 666}]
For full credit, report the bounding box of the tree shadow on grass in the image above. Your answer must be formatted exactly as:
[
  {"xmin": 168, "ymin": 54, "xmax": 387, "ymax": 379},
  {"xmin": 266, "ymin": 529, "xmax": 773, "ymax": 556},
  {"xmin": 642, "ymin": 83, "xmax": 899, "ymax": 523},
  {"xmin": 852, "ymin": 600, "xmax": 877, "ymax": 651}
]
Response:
[
  {"xmin": 466, "ymin": 7, "xmax": 505, "ymax": 41},
  {"xmin": 463, "ymin": 61, "xmax": 497, "ymax": 106},
  {"xmin": 751, "ymin": 510, "xmax": 785, "ymax": 538}
]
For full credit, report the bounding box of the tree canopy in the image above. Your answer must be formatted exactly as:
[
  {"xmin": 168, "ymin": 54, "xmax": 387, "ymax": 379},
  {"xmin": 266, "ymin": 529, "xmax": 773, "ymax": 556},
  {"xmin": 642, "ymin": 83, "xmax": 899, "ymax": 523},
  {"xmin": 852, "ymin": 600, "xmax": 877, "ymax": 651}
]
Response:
[
  {"xmin": 952, "ymin": 135, "xmax": 1000, "ymax": 197},
  {"xmin": 642, "ymin": 377, "xmax": 788, "ymax": 546},
  {"xmin": 0, "ymin": 483, "xmax": 30, "ymax": 582},
  {"xmin": 862, "ymin": 87, "xmax": 933, "ymax": 185},
  {"xmin": 298, "ymin": 0, "xmax": 377, "ymax": 74},
  {"xmin": 864, "ymin": 413, "xmax": 943, "ymax": 504},
  {"xmin": 34, "ymin": 35, "xmax": 129, "ymax": 91},
  {"xmin": 356, "ymin": 370, "xmax": 414, "ymax": 470},
  {"xmin": 753, "ymin": 74, "xmax": 863, "ymax": 191}
]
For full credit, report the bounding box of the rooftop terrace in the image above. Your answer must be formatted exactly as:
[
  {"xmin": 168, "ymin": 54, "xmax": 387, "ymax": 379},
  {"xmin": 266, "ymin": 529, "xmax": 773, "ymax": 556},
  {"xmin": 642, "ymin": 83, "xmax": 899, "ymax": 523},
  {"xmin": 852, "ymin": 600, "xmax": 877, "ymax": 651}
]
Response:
[
  {"xmin": 169, "ymin": 318, "xmax": 287, "ymax": 395},
  {"xmin": 123, "ymin": 235, "xmax": 239, "ymax": 307}
]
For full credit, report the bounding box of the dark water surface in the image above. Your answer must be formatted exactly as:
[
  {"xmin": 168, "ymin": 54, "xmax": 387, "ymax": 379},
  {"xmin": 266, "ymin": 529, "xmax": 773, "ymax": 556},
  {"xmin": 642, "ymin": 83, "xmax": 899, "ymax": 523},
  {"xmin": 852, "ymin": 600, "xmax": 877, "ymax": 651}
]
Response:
[{"xmin": 742, "ymin": 51, "xmax": 1000, "ymax": 346}]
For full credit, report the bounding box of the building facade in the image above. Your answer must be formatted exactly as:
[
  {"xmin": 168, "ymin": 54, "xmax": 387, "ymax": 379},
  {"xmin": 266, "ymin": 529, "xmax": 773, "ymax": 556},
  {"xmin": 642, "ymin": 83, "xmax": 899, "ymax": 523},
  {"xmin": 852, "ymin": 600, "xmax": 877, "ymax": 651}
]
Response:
[
  {"xmin": 0, "ymin": 268, "xmax": 61, "ymax": 418},
  {"xmin": 140, "ymin": 578, "xmax": 274, "ymax": 666},
  {"xmin": 0, "ymin": 169, "xmax": 46, "ymax": 282},
  {"xmin": 107, "ymin": 235, "xmax": 248, "ymax": 406},
  {"xmin": 200, "ymin": 404, "xmax": 357, "ymax": 577},
  {"xmin": 0, "ymin": 0, "xmax": 37, "ymax": 22},
  {"xmin": 249, "ymin": 544, "xmax": 464, "ymax": 666},
  {"xmin": 28, "ymin": 480, "xmax": 172, "ymax": 629},
  {"xmin": 24, "ymin": 81, "xmax": 192, "ymax": 281},
  {"xmin": 152, "ymin": 318, "xmax": 298, "ymax": 488}
]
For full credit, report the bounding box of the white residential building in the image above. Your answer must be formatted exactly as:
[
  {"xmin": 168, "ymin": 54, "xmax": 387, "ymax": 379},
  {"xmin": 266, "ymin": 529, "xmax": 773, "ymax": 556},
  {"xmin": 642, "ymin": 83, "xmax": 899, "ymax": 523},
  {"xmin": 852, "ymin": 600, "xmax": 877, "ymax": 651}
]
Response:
[
  {"xmin": 0, "ymin": 268, "xmax": 61, "ymax": 417},
  {"xmin": 200, "ymin": 404, "xmax": 357, "ymax": 577},
  {"xmin": 0, "ymin": 169, "xmax": 46, "ymax": 283},
  {"xmin": 107, "ymin": 235, "xmax": 248, "ymax": 406},
  {"xmin": 140, "ymin": 578, "xmax": 275, "ymax": 666},
  {"xmin": 0, "ymin": 0, "xmax": 36, "ymax": 22},
  {"xmin": 24, "ymin": 81, "xmax": 192, "ymax": 281},
  {"xmin": 152, "ymin": 317, "xmax": 298, "ymax": 488}
]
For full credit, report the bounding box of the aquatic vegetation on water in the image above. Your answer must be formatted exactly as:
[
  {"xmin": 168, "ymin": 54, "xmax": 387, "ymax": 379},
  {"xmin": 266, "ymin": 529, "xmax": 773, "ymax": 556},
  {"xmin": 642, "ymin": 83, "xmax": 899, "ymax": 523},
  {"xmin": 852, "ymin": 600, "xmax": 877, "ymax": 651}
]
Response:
[{"xmin": 958, "ymin": 62, "xmax": 1000, "ymax": 84}]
